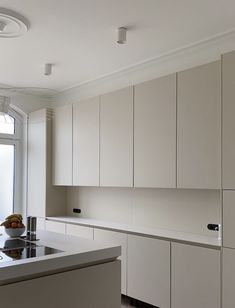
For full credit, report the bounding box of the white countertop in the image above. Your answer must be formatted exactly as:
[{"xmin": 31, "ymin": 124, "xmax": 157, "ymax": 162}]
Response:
[
  {"xmin": 0, "ymin": 228, "xmax": 121, "ymax": 286},
  {"xmin": 47, "ymin": 216, "xmax": 221, "ymax": 248}
]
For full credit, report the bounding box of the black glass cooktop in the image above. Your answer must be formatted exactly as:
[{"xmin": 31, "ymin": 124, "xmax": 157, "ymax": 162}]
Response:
[{"xmin": 0, "ymin": 239, "xmax": 63, "ymax": 263}]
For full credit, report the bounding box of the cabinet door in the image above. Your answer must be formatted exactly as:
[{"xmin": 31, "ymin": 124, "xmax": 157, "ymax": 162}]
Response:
[
  {"xmin": 73, "ymin": 98, "xmax": 99, "ymax": 186},
  {"xmin": 53, "ymin": 104, "xmax": 72, "ymax": 185},
  {"xmin": 171, "ymin": 243, "xmax": 220, "ymax": 308},
  {"xmin": 134, "ymin": 74, "xmax": 176, "ymax": 188},
  {"xmin": 45, "ymin": 220, "xmax": 66, "ymax": 234},
  {"xmin": 177, "ymin": 61, "xmax": 221, "ymax": 189},
  {"xmin": 94, "ymin": 228, "xmax": 127, "ymax": 295},
  {"xmin": 223, "ymin": 190, "xmax": 235, "ymax": 248},
  {"xmin": 28, "ymin": 109, "xmax": 47, "ymax": 217},
  {"xmin": 127, "ymin": 235, "xmax": 170, "ymax": 308},
  {"xmin": 100, "ymin": 87, "xmax": 133, "ymax": 187},
  {"xmin": 0, "ymin": 261, "xmax": 121, "ymax": 308},
  {"xmin": 66, "ymin": 224, "xmax": 94, "ymax": 240},
  {"xmin": 223, "ymin": 248, "xmax": 235, "ymax": 308},
  {"xmin": 222, "ymin": 51, "xmax": 235, "ymax": 189}
]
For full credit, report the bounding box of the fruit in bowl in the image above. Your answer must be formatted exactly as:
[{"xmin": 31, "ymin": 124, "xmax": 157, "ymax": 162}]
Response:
[{"xmin": 0, "ymin": 214, "xmax": 25, "ymax": 237}]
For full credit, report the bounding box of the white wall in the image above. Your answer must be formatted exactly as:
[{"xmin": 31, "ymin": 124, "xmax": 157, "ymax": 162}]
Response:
[
  {"xmin": 67, "ymin": 187, "xmax": 221, "ymax": 237},
  {"xmin": 54, "ymin": 29, "xmax": 235, "ymax": 105},
  {"xmin": 10, "ymin": 93, "xmax": 52, "ymax": 114}
]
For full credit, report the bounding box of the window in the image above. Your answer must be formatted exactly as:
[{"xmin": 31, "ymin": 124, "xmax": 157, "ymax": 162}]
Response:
[
  {"xmin": 0, "ymin": 110, "xmax": 22, "ymax": 221},
  {"xmin": 0, "ymin": 114, "xmax": 15, "ymax": 135}
]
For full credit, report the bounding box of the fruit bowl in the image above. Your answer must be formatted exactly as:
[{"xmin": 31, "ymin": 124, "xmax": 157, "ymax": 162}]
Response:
[
  {"xmin": 1, "ymin": 214, "xmax": 25, "ymax": 238},
  {"xmin": 5, "ymin": 227, "xmax": 25, "ymax": 238}
]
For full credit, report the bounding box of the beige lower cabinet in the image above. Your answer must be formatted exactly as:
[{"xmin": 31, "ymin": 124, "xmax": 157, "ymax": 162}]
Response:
[
  {"xmin": 0, "ymin": 261, "xmax": 121, "ymax": 308},
  {"xmin": 45, "ymin": 220, "xmax": 66, "ymax": 234},
  {"xmin": 127, "ymin": 234, "xmax": 170, "ymax": 308},
  {"xmin": 66, "ymin": 224, "xmax": 94, "ymax": 240},
  {"xmin": 171, "ymin": 243, "xmax": 220, "ymax": 308},
  {"xmin": 94, "ymin": 228, "xmax": 127, "ymax": 295},
  {"xmin": 223, "ymin": 190, "xmax": 235, "ymax": 248},
  {"xmin": 222, "ymin": 248, "xmax": 235, "ymax": 308}
]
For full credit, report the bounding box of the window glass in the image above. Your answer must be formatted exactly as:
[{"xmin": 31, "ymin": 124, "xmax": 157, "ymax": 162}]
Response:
[
  {"xmin": 0, "ymin": 144, "xmax": 14, "ymax": 220},
  {"xmin": 0, "ymin": 113, "xmax": 15, "ymax": 135}
]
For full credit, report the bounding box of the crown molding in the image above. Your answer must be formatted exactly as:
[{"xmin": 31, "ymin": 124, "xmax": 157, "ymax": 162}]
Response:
[{"xmin": 55, "ymin": 28, "xmax": 235, "ymax": 105}]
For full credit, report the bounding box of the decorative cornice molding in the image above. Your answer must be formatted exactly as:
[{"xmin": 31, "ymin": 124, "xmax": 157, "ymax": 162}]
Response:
[{"xmin": 55, "ymin": 28, "xmax": 235, "ymax": 105}]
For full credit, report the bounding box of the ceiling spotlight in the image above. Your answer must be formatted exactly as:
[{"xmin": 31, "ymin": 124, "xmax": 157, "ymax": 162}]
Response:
[
  {"xmin": 117, "ymin": 27, "xmax": 127, "ymax": 44},
  {"xmin": 44, "ymin": 63, "xmax": 52, "ymax": 76}
]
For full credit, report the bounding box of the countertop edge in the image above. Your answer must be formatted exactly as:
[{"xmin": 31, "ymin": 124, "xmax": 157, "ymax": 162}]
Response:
[{"xmin": 46, "ymin": 216, "xmax": 221, "ymax": 248}]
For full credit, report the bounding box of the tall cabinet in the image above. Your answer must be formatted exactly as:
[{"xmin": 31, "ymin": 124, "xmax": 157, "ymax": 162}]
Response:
[
  {"xmin": 100, "ymin": 87, "xmax": 133, "ymax": 187},
  {"xmin": 53, "ymin": 104, "xmax": 73, "ymax": 186},
  {"xmin": 28, "ymin": 109, "xmax": 66, "ymax": 218},
  {"xmin": 134, "ymin": 74, "xmax": 176, "ymax": 188},
  {"xmin": 177, "ymin": 61, "xmax": 221, "ymax": 189},
  {"xmin": 222, "ymin": 50, "xmax": 235, "ymax": 308},
  {"xmin": 222, "ymin": 51, "xmax": 235, "ymax": 189}
]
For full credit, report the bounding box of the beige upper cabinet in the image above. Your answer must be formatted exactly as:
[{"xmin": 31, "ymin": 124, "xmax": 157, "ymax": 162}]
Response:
[
  {"xmin": 222, "ymin": 51, "xmax": 235, "ymax": 189},
  {"xmin": 100, "ymin": 87, "xmax": 133, "ymax": 187},
  {"xmin": 53, "ymin": 104, "xmax": 73, "ymax": 185},
  {"xmin": 73, "ymin": 97, "xmax": 99, "ymax": 186},
  {"xmin": 177, "ymin": 61, "xmax": 221, "ymax": 189},
  {"xmin": 134, "ymin": 74, "xmax": 176, "ymax": 188}
]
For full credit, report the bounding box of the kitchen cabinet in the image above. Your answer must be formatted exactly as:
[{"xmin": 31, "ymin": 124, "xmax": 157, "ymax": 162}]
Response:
[
  {"xmin": 177, "ymin": 61, "xmax": 221, "ymax": 189},
  {"xmin": 45, "ymin": 220, "xmax": 66, "ymax": 234},
  {"xmin": 100, "ymin": 87, "xmax": 133, "ymax": 187},
  {"xmin": 0, "ymin": 260, "xmax": 120, "ymax": 308},
  {"xmin": 171, "ymin": 242, "xmax": 220, "ymax": 308},
  {"xmin": 223, "ymin": 248, "xmax": 235, "ymax": 308},
  {"xmin": 94, "ymin": 228, "xmax": 127, "ymax": 295},
  {"xmin": 28, "ymin": 109, "xmax": 47, "ymax": 217},
  {"xmin": 223, "ymin": 190, "xmax": 235, "ymax": 248},
  {"xmin": 66, "ymin": 224, "xmax": 94, "ymax": 240},
  {"xmin": 53, "ymin": 104, "xmax": 73, "ymax": 185},
  {"xmin": 222, "ymin": 51, "xmax": 235, "ymax": 189},
  {"xmin": 134, "ymin": 74, "xmax": 176, "ymax": 188},
  {"xmin": 127, "ymin": 234, "xmax": 170, "ymax": 308},
  {"xmin": 28, "ymin": 109, "xmax": 66, "ymax": 218},
  {"xmin": 73, "ymin": 97, "xmax": 99, "ymax": 186}
]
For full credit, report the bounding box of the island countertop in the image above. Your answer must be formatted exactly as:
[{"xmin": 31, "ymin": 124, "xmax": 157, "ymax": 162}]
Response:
[{"xmin": 0, "ymin": 228, "xmax": 121, "ymax": 286}]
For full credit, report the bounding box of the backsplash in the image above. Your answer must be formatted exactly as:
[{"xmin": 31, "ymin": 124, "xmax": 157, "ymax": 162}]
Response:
[{"xmin": 67, "ymin": 187, "xmax": 221, "ymax": 237}]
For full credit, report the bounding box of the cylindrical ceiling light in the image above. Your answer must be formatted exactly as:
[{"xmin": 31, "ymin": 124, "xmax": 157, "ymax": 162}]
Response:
[
  {"xmin": 117, "ymin": 27, "xmax": 127, "ymax": 44},
  {"xmin": 44, "ymin": 63, "xmax": 52, "ymax": 76}
]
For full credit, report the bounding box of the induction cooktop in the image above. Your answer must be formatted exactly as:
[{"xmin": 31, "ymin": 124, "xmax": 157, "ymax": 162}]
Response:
[{"xmin": 0, "ymin": 239, "xmax": 63, "ymax": 263}]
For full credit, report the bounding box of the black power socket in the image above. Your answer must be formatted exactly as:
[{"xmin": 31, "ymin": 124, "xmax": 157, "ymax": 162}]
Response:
[{"xmin": 73, "ymin": 208, "xmax": 81, "ymax": 214}]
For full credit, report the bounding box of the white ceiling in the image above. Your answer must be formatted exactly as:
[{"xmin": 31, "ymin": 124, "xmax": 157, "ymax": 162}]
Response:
[{"xmin": 0, "ymin": 0, "xmax": 235, "ymax": 93}]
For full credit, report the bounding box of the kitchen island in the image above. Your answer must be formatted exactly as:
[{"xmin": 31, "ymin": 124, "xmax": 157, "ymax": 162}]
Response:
[{"xmin": 0, "ymin": 228, "xmax": 121, "ymax": 308}]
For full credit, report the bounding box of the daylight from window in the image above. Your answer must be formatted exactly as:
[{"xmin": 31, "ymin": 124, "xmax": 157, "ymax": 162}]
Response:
[
  {"xmin": 0, "ymin": 112, "xmax": 17, "ymax": 221},
  {"xmin": 0, "ymin": 113, "xmax": 14, "ymax": 134},
  {"xmin": 0, "ymin": 144, "xmax": 14, "ymax": 220}
]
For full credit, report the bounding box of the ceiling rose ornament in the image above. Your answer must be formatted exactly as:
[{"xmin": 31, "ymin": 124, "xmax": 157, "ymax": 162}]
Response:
[{"xmin": 0, "ymin": 8, "xmax": 29, "ymax": 38}]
